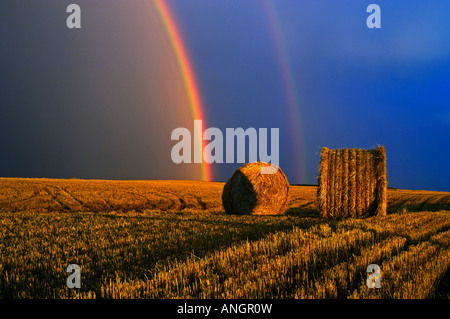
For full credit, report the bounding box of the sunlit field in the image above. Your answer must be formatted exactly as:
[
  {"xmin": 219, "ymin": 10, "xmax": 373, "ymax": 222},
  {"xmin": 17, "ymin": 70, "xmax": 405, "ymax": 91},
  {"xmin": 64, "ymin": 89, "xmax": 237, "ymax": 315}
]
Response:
[{"xmin": 0, "ymin": 178, "xmax": 449, "ymax": 298}]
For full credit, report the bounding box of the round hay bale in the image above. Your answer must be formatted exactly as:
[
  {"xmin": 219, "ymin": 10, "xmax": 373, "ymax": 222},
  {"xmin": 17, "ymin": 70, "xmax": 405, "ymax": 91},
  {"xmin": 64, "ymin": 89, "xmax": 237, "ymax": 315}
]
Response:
[{"xmin": 222, "ymin": 162, "xmax": 290, "ymax": 215}]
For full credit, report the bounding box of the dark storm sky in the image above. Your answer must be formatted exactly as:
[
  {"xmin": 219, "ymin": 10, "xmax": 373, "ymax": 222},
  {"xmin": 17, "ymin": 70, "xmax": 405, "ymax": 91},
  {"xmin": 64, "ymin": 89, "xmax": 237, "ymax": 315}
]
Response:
[{"xmin": 1, "ymin": 0, "xmax": 449, "ymax": 191}]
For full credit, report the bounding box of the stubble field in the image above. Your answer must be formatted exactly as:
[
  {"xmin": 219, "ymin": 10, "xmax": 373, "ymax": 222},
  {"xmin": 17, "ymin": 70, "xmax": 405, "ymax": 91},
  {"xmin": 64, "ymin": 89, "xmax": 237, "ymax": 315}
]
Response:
[{"xmin": 0, "ymin": 178, "xmax": 449, "ymax": 298}]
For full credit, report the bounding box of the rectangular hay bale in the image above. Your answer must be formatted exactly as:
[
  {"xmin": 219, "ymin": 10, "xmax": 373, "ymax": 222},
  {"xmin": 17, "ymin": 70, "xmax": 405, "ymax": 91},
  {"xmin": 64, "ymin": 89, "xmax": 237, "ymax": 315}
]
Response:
[{"xmin": 318, "ymin": 146, "xmax": 387, "ymax": 218}]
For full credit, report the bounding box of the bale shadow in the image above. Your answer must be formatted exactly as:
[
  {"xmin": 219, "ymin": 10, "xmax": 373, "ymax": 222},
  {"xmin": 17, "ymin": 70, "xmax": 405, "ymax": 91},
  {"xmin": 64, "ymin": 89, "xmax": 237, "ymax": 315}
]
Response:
[
  {"xmin": 285, "ymin": 207, "xmax": 320, "ymax": 218},
  {"xmin": 387, "ymin": 202, "xmax": 450, "ymax": 214}
]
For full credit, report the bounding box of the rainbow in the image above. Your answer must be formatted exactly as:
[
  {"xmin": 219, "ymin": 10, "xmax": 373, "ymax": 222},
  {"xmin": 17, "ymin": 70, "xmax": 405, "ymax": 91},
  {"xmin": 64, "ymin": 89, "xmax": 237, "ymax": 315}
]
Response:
[
  {"xmin": 152, "ymin": 0, "xmax": 306, "ymax": 183},
  {"xmin": 261, "ymin": 0, "xmax": 306, "ymax": 183},
  {"xmin": 153, "ymin": 0, "xmax": 213, "ymax": 182}
]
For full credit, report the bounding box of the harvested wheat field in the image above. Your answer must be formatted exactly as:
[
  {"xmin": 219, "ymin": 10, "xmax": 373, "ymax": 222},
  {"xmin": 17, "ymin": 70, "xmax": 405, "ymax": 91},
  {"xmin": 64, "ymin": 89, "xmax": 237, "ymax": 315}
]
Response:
[{"xmin": 0, "ymin": 178, "xmax": 449, "ymax": 298}]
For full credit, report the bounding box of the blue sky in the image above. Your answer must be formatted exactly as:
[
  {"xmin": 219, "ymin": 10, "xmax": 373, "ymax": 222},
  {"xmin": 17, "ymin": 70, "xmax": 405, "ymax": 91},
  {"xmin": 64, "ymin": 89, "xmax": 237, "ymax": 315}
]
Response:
[
  {"xmin": 171, "ymin": 0, "xmax": 450, "ymax": 190},
  {"xmin": 1, "ymin": 0, "xmax": 449, "ymax": 191}
]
